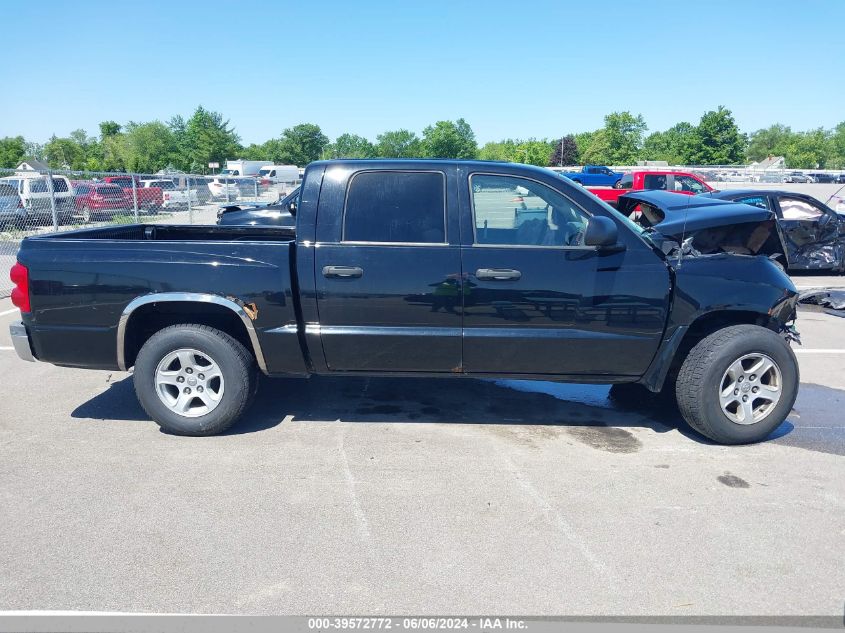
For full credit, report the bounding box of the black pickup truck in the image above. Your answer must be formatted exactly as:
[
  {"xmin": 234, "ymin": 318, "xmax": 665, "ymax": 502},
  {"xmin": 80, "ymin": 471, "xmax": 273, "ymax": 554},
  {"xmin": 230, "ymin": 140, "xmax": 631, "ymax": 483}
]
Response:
[{"xmin": 8, "ymin": 160, "xmax": 800, "ymax": 444}]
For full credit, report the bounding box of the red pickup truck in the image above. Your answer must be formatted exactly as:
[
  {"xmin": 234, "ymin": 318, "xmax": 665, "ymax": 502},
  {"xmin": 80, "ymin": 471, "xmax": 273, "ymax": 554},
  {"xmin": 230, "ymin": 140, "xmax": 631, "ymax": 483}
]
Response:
[
  {"xmin": 102, "ymin": 176, "xmax": 163, "ymax": 213},
  {"xmin": 584, "ymin": 171, "xmax": 713, "ymax": 206}
]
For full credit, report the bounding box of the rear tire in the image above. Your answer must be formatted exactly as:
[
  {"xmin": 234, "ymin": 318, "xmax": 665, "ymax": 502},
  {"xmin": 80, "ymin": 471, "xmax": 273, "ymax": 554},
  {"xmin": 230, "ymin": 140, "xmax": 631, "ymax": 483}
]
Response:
[
  {"xmin": 675, "ymin": 325, "xmax": 798, "ymax": 444},
  {"xmin": 133, "ymin": 324, "xmax": 257, "ymax": 436}
]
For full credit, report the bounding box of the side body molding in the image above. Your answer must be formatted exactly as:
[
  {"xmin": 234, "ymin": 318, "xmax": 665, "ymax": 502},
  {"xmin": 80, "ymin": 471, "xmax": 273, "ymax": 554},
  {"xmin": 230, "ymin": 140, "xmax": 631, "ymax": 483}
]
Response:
[{"xmin": 116, "ymin": 292, "xmax": 268, "ymax": 373}]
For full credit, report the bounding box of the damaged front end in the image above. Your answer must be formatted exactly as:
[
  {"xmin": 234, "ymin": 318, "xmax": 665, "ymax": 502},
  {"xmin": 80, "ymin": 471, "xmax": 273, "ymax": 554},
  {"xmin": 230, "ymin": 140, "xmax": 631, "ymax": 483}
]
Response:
[{"xmin": 618, "ymin": 190, "xmax": 789, "ymax": 266}]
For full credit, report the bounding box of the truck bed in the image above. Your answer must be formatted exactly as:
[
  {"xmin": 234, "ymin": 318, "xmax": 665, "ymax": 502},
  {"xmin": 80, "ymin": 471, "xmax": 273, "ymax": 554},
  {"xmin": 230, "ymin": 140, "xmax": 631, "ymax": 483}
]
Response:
[{"xmin": 16, "ymin": 223, "xmax": 305, "ymax": 375}]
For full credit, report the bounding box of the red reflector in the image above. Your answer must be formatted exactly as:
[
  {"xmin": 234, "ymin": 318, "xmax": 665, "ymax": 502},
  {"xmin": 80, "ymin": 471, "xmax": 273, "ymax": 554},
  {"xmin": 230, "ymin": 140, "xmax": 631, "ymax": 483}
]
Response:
[{"xmin": 10, "ymin": 262, "xmax": 30, "ymax": 312}]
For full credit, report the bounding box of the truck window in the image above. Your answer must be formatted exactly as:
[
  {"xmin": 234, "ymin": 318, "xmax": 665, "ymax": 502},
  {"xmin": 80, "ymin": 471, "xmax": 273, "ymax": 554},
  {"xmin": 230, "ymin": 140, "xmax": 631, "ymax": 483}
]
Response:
[
  {"xmin": 343, "ymin": 171, "xmax": 446, "ymax": 243},
  {"xmin": 619, "ymin": 173, "xmax": 633, "ymax": 189},
  {"xmin": 673, "ymin": 176, "xmax": 707, "ymax": 193},
  {"xmin": 643, "ymin": 174, "xmax": 668, "ymax": 190},
  {"xmin": 470, "ymin": 174, "xmax": 590, "ymax": 247}
]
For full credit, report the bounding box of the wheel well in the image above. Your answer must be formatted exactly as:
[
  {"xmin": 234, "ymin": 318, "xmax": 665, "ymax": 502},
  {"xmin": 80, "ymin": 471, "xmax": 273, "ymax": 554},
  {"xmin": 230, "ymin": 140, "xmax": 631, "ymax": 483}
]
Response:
[
  {"xmin": 669, "ymin": 310, "xmax": 775, "ymax": 379},
  {"xmin": 122, "ymin": 302, "xmax": 255, "ymax": 369}
]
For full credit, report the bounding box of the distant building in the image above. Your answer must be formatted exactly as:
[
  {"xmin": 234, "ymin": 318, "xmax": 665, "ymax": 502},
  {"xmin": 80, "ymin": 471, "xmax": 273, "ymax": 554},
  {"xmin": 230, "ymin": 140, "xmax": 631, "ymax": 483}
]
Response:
[
  {"xmin": 749, "ymin": 156, "xmax": 785, "ymax": 172},
  {"xmin": 16, "ymin": 158, "xmax": 49, "ymax": 172}
]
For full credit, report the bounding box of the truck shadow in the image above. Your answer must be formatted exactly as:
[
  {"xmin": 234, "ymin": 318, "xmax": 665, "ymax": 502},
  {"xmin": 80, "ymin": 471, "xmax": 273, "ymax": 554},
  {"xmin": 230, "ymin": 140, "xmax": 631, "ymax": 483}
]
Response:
[{"xmin": 70, "ymin": 374, "xmax": 796, "ymax": 444}]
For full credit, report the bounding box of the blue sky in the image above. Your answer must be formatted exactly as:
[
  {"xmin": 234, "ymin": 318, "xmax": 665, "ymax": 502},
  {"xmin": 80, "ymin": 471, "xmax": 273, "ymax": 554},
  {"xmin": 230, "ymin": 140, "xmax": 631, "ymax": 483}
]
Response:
[{"xmin": 2, "ymin": 0, "xmax": 843, "ymax": 145}]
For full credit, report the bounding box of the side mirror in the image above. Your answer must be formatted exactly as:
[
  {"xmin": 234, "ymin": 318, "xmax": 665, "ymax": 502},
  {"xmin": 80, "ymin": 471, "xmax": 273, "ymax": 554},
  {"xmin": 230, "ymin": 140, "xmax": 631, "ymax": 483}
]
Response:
[
  {"xmin": 584, "ymin": 216, "xmax": 619, "ymax": 248},
  {"xmin": 817, "ymin": 212, "xmax": 831, "ymax": 226}
]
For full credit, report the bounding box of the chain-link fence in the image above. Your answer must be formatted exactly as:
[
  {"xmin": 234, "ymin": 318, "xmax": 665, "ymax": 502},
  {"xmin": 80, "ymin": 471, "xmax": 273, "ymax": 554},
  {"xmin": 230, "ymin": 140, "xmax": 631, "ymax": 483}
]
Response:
[{"xmin": 0, "ymin": 166, "xmax": 299, "ymax": 296}]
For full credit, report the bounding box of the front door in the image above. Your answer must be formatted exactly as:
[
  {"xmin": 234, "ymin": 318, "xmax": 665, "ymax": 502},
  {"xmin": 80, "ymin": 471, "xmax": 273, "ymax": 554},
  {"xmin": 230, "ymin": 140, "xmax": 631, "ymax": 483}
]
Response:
[
  {"xmin": 774, "ymin": 195, "xmax": 843, "ymax": 269},
  {"xmin": 314, "ymin": 169, "xmax": 463, "ymax": 372},
  {"xmin": 459, "ymin": 172, "xmax": 671, "ymax": 377}
]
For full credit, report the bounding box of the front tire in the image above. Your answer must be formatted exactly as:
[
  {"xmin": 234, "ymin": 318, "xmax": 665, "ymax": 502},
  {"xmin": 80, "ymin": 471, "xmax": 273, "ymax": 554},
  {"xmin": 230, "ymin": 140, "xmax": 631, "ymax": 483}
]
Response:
[
  {"xmin": 675, "ymin": 325, "xmax": 798, "ymax": 444},
  {"xmin": 133, "ymin": 324, "xmax": 257, "ymax": 436}
]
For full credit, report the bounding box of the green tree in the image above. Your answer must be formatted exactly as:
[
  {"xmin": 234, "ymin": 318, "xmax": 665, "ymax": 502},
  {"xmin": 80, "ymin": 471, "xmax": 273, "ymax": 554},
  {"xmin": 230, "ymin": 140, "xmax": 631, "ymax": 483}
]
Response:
[
  {"xmin": 327, "ymin": 133, "xmax": 376, "ymax": 158},
  {"xmin": 601, "ymin": 111, "xmax": 647, "ymax": 164},
  {"xmin": 550, "ymin": 135, "xmax": 578, "ymax": 166},
  {"xmin": 578, "ymin": 129, "xmax": 613, "ymax": 165},
  {"xmin": 420, "ymin": 118, "xmax": 477, "ymax": 159},
  {"xmin": 118, "ymin": 121, "xmax": 177, "ymax": 173},
  {"xmin": 0, "ymin": 136, "xmax": 27, "ymax": 168},
  {"xmin": 746, "ymin": 124, "xmax": 793, "ymax": 163},
  {"xmin": 689, "ymin": 106, "xmax": 746, "ymax": 165},
  {"xmin": 831, "ymin": 122, "xmax": 845, "ymax": 169},
  {"xmin": 784, "ymin": 128, "xmax": 832, "ymax": 169},
  {"xmin": 641, "ymin": 122, "xmax": 696, "ymax": 164},
  {"xmin": 275, "ymin": 123, "xmax": 329, "ymax": 166},
  {"xmin": 182, "ymin": 106, "xmax": 242, "ymax": 173},
  {"xmin": 478, "ymin": 139, "xmax": 518, "ymax": 162},
  {"xmin": 375, "ymin": 129, "xmax": 422, "ymax": 158},
  {"xmin": 99, "ymin": 121, "xmax": 121, "ymax": 138},
  {"xmin": 44, "ymin": 134, "xmax": 88, "ymax": 170}
]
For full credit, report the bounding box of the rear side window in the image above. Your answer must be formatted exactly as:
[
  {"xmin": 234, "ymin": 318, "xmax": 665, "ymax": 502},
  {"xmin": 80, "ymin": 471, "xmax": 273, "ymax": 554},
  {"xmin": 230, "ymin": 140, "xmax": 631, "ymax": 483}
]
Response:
[
  {"xmin": 76, "ymin": 184, "xmax": 91, "ymax": 195},
  {"xmin": 643, "ymin": 174, "xmax": 668, "ymax": 190},
  {"xmin": 29, "ymin": 178, "xmax": 48, "ymax": 193},
  {"xmin": 343, "ymin": 171, "xmax": 446, "ymax": 243},
  {"xmin": 51, "ymin": 178, "xmax": 69, "ymax": 192},
  {"xmin": 619, "ymin": 173, "xmax": 633, "ymax": 189}
]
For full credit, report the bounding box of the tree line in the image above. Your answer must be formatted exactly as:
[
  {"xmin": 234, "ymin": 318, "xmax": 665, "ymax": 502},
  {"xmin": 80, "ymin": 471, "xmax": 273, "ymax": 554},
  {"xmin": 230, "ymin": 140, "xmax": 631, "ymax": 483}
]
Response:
[{"xmin": 2, "ymin": 104, "xmax": 845, "ymax": 174}]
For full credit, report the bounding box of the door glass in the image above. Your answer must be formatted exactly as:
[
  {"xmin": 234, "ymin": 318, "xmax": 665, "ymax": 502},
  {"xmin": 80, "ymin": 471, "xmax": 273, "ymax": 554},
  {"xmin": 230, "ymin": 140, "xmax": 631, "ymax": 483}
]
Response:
[
  {"xmin": 643, "ymin": 174, "xmax": 668, "ymax": 190},
  {"xmin": 471, "ymin": 174, "xmax": 589, "ymax": 247},
  {"xmin": 779, "ymin": 197, "xmax": 823, "ymax": 220},
  {"xmin": 343, "ymin": 171, "xmax": 445, "ymax": 243},
  {"xmin": 673, "ymin": 176, "xmax": 707, "ymax": 193}
]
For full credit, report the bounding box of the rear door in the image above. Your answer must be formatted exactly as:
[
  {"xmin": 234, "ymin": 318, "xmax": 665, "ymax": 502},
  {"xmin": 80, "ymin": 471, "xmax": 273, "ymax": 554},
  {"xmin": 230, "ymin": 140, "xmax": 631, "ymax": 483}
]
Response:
[
  {"xmin": 458, "ymin": 169, "xmax": 671, "ymax": 377},
  {"xmin": 314, "ymin": 168, "xmax": 463, "ymax": 372}
]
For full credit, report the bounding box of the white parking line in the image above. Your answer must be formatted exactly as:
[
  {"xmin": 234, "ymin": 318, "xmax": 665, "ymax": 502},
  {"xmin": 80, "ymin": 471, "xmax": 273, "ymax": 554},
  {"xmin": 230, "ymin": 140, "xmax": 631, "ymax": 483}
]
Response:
[
  {"xmin": 0, "ymin": 308, "xmax": 20, "ymax": 317},
  {"xmin": 0, "ymin": 346, "xmax": 12, "ymax": 351}
]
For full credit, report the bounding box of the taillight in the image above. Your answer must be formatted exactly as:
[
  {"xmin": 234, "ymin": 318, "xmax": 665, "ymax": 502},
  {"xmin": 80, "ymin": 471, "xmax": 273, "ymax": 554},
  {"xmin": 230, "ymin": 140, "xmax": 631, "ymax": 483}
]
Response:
[{"xmin": 10, "ymin": 262, "xmax": 30, "ymax": 313}]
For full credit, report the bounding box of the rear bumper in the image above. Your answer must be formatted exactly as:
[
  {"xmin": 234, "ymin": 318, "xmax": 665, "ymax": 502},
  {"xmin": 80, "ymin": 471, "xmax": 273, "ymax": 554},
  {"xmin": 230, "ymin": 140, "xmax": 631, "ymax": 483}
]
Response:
[{"xmin": 9, "ymin": 320, "xmax": 35, "ymax": 362}]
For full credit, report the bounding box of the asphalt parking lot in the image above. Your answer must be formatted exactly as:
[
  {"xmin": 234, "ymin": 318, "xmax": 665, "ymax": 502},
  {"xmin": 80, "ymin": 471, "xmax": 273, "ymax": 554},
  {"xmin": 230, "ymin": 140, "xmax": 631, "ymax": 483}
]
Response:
[{"xmin": 0, "ymin": 274, "xmax": 843, "ymax": 617}]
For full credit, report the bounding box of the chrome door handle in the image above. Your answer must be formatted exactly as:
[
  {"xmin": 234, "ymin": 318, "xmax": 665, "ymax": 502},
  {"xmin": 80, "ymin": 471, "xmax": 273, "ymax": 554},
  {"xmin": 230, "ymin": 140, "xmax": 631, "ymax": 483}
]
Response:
[
  {"xmin": 475, "ymin": 268, "xmax": 521, "ymax": 281},
  {"xmin": 322, "ymin": 265, "xmax": 363, "ymax": 278}
]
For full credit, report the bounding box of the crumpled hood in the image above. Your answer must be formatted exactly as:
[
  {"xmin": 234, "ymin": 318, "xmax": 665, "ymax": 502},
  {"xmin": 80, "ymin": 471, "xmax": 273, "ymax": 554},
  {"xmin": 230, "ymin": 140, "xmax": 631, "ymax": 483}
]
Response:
[{"xmin": 619, "ymin": 190, "xmax": 785, "ymax": 261}]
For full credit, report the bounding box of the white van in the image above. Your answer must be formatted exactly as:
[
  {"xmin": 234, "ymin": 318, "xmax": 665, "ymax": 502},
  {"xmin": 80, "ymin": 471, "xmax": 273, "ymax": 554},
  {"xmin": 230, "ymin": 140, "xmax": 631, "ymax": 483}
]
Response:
[
  {"xmin": 0, "ymin": 173, "xmax": 75, "ymax": 221},
  {"xmin": 257, "ymin": 165, "xmax": 299, "ymax": 185}
]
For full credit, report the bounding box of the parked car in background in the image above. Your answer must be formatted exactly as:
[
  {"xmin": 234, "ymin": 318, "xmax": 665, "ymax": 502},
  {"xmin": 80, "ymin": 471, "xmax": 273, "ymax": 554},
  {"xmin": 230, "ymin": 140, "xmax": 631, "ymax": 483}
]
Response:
[
  {"xmin": 714, "ymin": 171, "xmax": 748, "ymax": 183},
  {"xmin": 220, "ymin": 160, "xmax": 267, "ymax": 177},
  {"xmin": 72, "ymin": 182, "xmax": 130, "ymax": 222},
  {"xmin": 0, "ymin": 182, "xmax": 25, "ymax": 228},
  {"xmin": 0, "ymin": 174, "xmax": 75, "ymax": 222},
  {"xmin": 581, "ymin": 170, "xmax": 713, "ymax": 206},
  {"xmin": 808, "ymin": 172, "xmax": 836, "ymax": 183},
  {"xmin": 102, "ymin": 176, "xmax": 163, "ymax": 213},
  {"xmin": 703, "ymin": 189, "xmax": 845, "ymax": 272},
  {"xmin": 836, "ymin": 173, "xmax": 845, "ymax": 184},
  {"xmin": 207, "ymin": 177, "xmax": 240, "ymax": 200},
  {"xmin": 257, "ymin": 165, "xmax": 299, "ymax": 185},
  {"xmin": 554, "ymin": 165, "xmax": 624, "ymax": 187},
  {"xmin": 781, "ymin": 172, "xmax": 813, "ymax": 183},
  {"xmin": 140, "ymin": 179, "xmax": 199, "ymax": 210},
  {"xmin": 217, "ymin": 187, "xmax": 299, "ymax": 226},
  {"xmin": 9, "ymin": 159, "xmax": 801, "ymax": 445}
]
